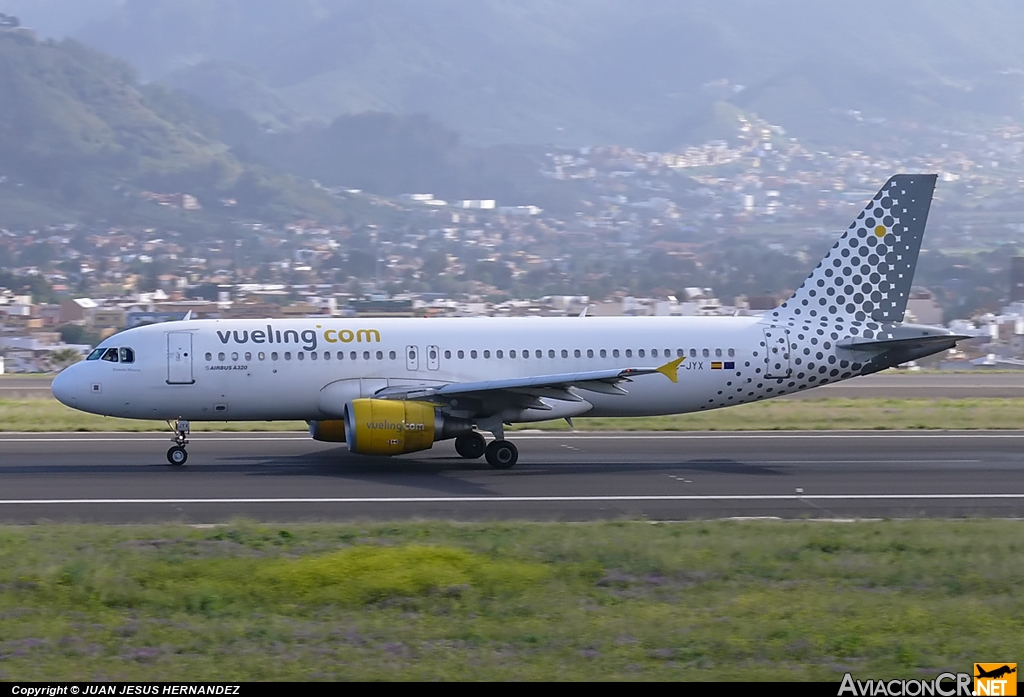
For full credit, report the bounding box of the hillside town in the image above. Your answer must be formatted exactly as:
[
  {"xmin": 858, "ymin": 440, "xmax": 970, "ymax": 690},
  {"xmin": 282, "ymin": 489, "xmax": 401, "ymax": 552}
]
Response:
[{"xmin": 3, "ymin": 111, "xmax": 1024, "ymax": 373}]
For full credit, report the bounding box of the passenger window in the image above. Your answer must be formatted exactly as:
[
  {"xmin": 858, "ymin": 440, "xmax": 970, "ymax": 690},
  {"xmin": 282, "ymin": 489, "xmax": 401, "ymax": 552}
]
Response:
[
  {"xmin": 587, "ymin": 349, "xmax": 594, "ymax": 358},
  {"xmin": 625, "ymin": 349, "xmax": 632, "ymax": 358},
  {"xmin": 284, "ymin": 352, "xmax": 292, "ymax": 360},
  {"xmin": 259, "ymin": 352, "xmax": 266, "ymax": 361},
  {"xmin": 363, "ymin": 351, "xmax": 370, "ymax": 360},
  {"xmin": 600, "ymin": 349, "xmax": 607, "ymax": 358},
  {"xmin": 613, "ymin": 349, "xmax": 620, "ymax": 358},
  {"xmin": 218, "ymin": 352, "xmax": 226, "ymax": 361},
  {"xmin": 690, "ymin": 348, "xmax": 697, "ymax": 358},
  {"xmin": 574, "ymin": 349, "xmax": 581, "ymax": 358},
  {"xmin": 677, "ymin": 349, "xmax": 685, "ymax": 357},
  {"xmin": 639, "ymin": 349, "xmax": 646, "ymax": 358},
  {"xmin": 205, "ymin": 352, "xmax": 212, "ymax": 361},
  {"xmin": 271, "ymin": 352, "xmax": 279, "ymax": 361},
  {"xmin": 232, "ymin": 352, "xmax": 239, "ymax": 361},
  {"xmin": 728, "ymin": 348, "xmax": 736, "ymax": 357},
  {"xmin": 390, "ymin": 351, "xmax": 397, "ymax": 360},
  {"xmin": 444, "ymin": 350, "xmax": 451, "ymax": 359},
  {"xmin": 483, "ymin": 350, "xmax": 490, "ymax": 358},
  {"xmin": 119, "ymin": 348, "xmax": 135, "ymax": 363},
  {"xmin": 429, "ymin": 348, "xmax": 437, "ymax": 360},
  {"xmin": 549, "ymin": 349, "xmax": 556, "ymax": 358},
  {"xmin": 497, "ymin": 350, "xmax": 504, "ymax": 359},
  {"xmin": 376, "ymin": 351, "xmax": 383, "ymax": 360},
  {"xmin": 297, "ymin": 352, "xmax": 305, "ymax": 360},
  {"xmin": 337, "ymin": 351, "xmax": 344, "ymax": 360},
  {"xmin": 535, "ymin": 350, "xmax": 542, "ymax": 359},
  {"xmin": 471, "ymin": 350, "xmax": 478, "ymax": 359},
  {"xmin": 320, "ymin": 352, "xmax": 327, "ymax": 360},
  {"xmin": 245, "ymin": 352, "xmax": 252, "ymax": 361},
  {"xmin": 311, "ymin": 352, "xmax": 318, "ymax": 361},
  {"xmin": 510, "ymin": 350, "xmax": 516, "ymax": 358},
  {"xmin": 715, "ymin": 348, "xmax": 723, "ymax": 357},
  {"xmin": 561, "ymin": 349, "xmax": 569, "ymax": 358},
  {"xmin": 458, "ymin": 350, "xmax": 465, "ymax": 359},
  {"xmin": 350, "ymin": 351, "xmax": 357, "ymax": 360},
  {"xmin": 663, "ymin": 349, "xmax": 670, "ymax": 357},
  {"xmin": 702, "ymin": 348, "xmax": 710, "ymax": 358}
]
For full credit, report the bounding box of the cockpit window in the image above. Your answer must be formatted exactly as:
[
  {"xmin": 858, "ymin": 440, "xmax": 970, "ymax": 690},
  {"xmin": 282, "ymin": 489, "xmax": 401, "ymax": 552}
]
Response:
[
  {"xmin": 119, "ymin": 348, "xmax": 135, "ymax": 364},
  {"xmin": 101, "ymin": 348, "xmax": 119, "ymax": 363},
  {"xmin": 87, "ymin": 348, "xmax": 104, "ymax": 361}
]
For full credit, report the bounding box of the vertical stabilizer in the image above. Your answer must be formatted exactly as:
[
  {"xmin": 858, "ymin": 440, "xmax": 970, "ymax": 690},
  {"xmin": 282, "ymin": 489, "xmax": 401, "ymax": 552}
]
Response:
[{"xmin": 769, "ymin": 174, "xmax": 937, "ymax": 325}]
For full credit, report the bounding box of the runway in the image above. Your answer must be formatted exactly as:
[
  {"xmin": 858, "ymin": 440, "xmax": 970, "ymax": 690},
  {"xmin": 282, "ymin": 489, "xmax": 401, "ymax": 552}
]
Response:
[
  {"xmin": 6, "ymin": 372, "xmax": 1024, "ymax": 399},
  {"xmin": 0, "ymin": 431, "xmax": 1022, "ymax": 523}
]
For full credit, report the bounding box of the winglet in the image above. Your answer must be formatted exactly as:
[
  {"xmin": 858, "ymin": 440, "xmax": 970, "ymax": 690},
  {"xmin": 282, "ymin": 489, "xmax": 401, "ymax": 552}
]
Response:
[{"xmin": 655, "ymin": 356, "xmax": 685, "ymax": 383}]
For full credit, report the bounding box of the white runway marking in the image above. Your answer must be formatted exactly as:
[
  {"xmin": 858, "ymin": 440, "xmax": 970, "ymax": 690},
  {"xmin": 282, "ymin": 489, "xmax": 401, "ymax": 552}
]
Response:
[{"xmin": 0, "ymin": 494, "xmax": 1022, "ymax": 505}]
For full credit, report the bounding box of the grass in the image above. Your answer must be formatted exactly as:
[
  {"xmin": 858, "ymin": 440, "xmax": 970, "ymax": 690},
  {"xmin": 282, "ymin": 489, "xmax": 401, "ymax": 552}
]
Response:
[
  {"xmin": 2, "ymin": 397, "xmax": 1023, "ymax": 432},
  {"xmin": 0, "ymin": 519, "xmax": 1020, "ymax": 680}
]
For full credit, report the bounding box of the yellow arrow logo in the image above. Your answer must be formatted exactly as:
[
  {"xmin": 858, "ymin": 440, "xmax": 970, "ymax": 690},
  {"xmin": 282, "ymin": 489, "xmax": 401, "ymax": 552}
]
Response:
[{"xmin": 655, "ymin": 356, "xmax": 686, "ymax": 383}]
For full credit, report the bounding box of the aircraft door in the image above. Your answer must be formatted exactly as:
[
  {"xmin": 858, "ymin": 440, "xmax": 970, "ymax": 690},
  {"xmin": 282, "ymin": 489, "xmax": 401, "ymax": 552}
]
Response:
[
  {"xmin": 406, "ymin": 345, "xmax": 419, "ymax": 371},
  {"xmin": 763, "ymin": 328, "xmax": 792, "ymax": 379},
  {"xmin": 167, "ymin": 332, "xmax": 195, "ymax": 385},
  {"xmin": 426, "ymin": 345, "xmax": 440, "ymax": 371}
]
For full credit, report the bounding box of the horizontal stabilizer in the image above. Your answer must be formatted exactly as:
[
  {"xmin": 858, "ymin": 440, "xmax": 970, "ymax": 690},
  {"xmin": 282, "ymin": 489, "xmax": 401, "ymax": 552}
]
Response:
[{"xmin": 837, "ymin": 324, "xmax": 970, "ymax": 353}]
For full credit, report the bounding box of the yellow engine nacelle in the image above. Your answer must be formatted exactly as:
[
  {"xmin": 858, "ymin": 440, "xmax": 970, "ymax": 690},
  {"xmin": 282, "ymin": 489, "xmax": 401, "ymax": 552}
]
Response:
[{"xmin": 344, "ymin": 399, "xmax": 438, "ymax": 456}]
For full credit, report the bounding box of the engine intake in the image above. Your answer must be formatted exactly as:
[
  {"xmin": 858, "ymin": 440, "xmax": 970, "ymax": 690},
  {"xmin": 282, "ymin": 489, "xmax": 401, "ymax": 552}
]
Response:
[{"xmin": 340, "ymin": 399, "xmax": 472, "ymax": 456}]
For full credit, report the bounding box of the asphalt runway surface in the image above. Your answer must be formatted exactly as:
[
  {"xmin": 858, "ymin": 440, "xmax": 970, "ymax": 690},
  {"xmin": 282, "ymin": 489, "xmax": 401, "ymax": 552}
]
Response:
[
  {"xmin": 6, "ymin": 372, "xmax": 1024, "ymax": 399},
  {"xmin": 0, "ymin": 431, "xmax": 1022, "ymax": 523}
]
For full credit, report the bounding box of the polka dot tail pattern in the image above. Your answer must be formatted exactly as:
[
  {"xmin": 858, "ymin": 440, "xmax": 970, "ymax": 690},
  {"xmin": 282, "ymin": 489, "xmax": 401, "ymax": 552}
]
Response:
[{"xmin": 772, "ymin": 174, "xmax": 936, "ymax": 326}]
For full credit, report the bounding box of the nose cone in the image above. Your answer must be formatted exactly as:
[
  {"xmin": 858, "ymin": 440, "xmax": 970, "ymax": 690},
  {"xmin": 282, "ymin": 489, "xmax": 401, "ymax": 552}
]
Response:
[{"xmin": 51, "ymin": 365, "xmax": 80, "ymax": 407}]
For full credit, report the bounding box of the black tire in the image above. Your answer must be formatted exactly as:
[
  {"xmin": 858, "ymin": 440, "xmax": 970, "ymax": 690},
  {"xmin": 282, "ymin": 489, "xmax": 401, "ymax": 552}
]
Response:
[
  {"xmin": 484, "ymin": 440, "xmax": 518, "ymax": 469},
  {"xmin": 454, "ymin": 432, "xmax": 487, "ymax": 459},
  {"xmin": 167, "ymin": 446, "xmax": 188, "ymax": 466}
]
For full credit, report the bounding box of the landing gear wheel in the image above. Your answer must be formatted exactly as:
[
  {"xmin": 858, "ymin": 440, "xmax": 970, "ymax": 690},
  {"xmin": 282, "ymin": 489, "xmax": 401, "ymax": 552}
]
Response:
[
  {"xmin": 166, "ymin": 419, "xmax": 190, "ymax": 465},
  {"xmin": 167, "ymin": 445, "xmax": 188, "ymax": 466},
  {"xmin": 455, "ymin": 432, "xmax": 487, "ymax": 459},
  {"xmin": 484, "ymin": 440, "xmax": 518, "ymax": 469}
]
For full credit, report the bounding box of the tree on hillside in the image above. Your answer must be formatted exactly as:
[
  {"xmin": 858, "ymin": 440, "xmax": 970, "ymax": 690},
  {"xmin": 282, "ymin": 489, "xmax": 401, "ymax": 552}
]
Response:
[{"xmin": 49, "ymin": 347, "xmax": 83, "ymax": 371}]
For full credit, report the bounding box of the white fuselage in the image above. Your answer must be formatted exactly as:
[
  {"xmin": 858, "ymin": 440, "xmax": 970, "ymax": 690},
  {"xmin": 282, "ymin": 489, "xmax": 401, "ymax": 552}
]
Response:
[{"xmin": 53, "ymin": 314, "xmax": 827, "ymax": 422}]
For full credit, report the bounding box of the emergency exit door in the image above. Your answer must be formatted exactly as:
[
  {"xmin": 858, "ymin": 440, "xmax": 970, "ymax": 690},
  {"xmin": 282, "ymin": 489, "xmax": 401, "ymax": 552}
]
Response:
[{"xmin": 763, "ymin": 328, "xmax": 792, "ymax": 379}]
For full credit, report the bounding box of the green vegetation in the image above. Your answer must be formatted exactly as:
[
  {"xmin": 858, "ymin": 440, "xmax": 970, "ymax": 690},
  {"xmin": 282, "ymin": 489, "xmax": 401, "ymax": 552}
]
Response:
[
  {"xmin": 0, "ymin": 519, "xmax": 1019, "ymax": 680},
  {"xmin": 0, "ymin": 32, "xmax": 391, "ymax": 230},
  {"xmin": 2, "ymin": 396, "xmax": 1023, "ymax": 432}
]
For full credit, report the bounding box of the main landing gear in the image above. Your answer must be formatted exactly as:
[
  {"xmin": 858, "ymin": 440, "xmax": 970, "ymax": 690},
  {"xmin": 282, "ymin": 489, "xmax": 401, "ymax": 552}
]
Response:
[
  {"xmin": 166, "ymin": 419, "xmax": 190, "ymax": 465},
  {"xmin": 454, "ymin": 432, "xmax": 486, "ymax": 459},
  {"xmin": 453, "ymin": 431, "xmax": 518, "ymax": 469},
  {"xmin": 484, "ymin": 440, "xmax": 518, "ymax": 469}
]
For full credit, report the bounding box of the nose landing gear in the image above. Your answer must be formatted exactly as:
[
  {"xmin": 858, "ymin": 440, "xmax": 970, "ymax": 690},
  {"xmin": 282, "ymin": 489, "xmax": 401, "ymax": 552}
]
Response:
[{"xmin": 166, "ymin": 419, "xmax": 190, "ymax": 465}]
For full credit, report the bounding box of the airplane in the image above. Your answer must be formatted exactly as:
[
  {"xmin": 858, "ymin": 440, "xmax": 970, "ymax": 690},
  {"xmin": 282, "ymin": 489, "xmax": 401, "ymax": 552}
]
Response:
[
  {"xmin": 975, "ymin": 665, "xmax": 1016, "ymax": 680},
  {"xmin": 51, "ymin": 174, "xmax": 967, "ymax": 469}
]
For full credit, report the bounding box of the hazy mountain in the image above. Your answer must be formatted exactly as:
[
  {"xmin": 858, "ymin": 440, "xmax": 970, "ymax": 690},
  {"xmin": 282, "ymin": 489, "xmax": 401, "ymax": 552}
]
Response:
[
  {"xmin": 58, "ymin": 0, "xmax": 1024, "ymax": 148},
  {"xmin": 0, "ymin": 30, "xmax": 376, "ymax": 228},
  {"xmin": 0, "ymin": 29, "xmax": 570, "ymax": 226}
]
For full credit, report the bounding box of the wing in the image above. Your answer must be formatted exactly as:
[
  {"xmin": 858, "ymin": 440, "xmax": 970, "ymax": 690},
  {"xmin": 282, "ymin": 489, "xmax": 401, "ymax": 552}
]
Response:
[{"xmin": 372, "ymin": 357, "xmax": 685, "ymax": 412}]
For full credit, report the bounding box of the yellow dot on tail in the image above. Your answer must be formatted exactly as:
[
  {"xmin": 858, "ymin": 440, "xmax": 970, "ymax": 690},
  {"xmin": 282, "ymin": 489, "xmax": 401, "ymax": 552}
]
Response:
[{"xmin": 874, "ymin": 225, "xmax": 886, "ymax": 237}]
